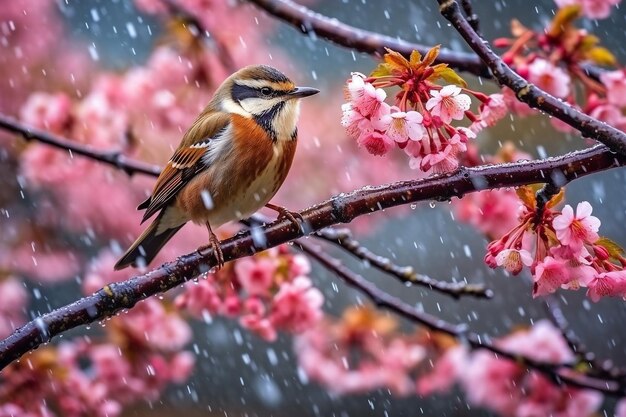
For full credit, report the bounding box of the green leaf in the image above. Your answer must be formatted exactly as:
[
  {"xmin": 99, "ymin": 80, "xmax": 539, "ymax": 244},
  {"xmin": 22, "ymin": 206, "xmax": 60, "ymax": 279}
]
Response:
[
  {"xmin": 548, "ymin": 5, "xmax": 581, "ymax": 38},
  {"xmin": 429, "ymin": 65, "xmax": 467, "ymax": 87},
  {"xmin": 586, "ymin": 46, "xmax": 617, "ymax": 66},
  {"xmin": 370, "ymin": 62, "xmax": 392, "ymax": 78}
]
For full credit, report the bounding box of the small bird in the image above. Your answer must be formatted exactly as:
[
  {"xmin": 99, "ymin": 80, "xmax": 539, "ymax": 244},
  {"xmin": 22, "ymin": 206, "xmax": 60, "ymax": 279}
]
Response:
[{"xmin": 114, "ymin": 65, "xmax": 319, "ymax": 270}]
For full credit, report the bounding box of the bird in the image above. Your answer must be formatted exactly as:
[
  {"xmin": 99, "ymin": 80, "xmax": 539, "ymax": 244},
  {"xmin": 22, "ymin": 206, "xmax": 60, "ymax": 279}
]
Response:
[{"xmin": 114, "ymin": 65, "xmax": 319, "ymax": 271}]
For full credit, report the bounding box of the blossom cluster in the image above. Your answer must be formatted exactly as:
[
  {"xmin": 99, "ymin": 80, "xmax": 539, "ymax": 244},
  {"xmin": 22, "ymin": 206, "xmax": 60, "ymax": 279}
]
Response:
[
  {"xmin": 495, "ymin": 3, "xmax": 626, "ymax": 133},
  {"xmin": 0, "ymin": 297, "xmax": 195, "ymax": 417},
  {"xmin": 341, "ymin": 47, "xmax": 507, "ymax": 174},
  {"xmin": 555, "ymin": 0, "xmax": 621, "ymax": 19},
  {"xmin": 296, "ymin": 306, "xmax": 426, "ymax": 395},
  {"xmin": 296, "ymin": 309, "xmax": 604, "ymax": 417},
  {"xmin": 482, "ymin": 185, "xmax": 626, "ymax": 301},
  {"xmin": 419, "ymin": 321, "xmax": 602, "ymax": 417},
  {"xmin": 176, "ymin": 245, "xmax": 323, "ymax": 341}
]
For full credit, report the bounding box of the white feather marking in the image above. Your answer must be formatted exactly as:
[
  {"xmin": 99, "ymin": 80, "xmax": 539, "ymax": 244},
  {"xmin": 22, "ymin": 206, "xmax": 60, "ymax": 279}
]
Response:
[
  {"xmin": 272, "ymin": 99, "xmax": 300, "ymax": 140},
  {"xmin": 240, "ymin": 97, "xmax": 282, "ymax": 115},
  {"xmin": 202, "ymin": 125, "xmax": 233, "ymax": 167},
  {"xmin": 221, "ymin": 96, "xmax": 251, "ymax": 118}
]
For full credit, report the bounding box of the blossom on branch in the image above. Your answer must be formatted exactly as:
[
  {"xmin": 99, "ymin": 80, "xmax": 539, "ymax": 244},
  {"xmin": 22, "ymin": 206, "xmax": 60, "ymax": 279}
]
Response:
[{"xmin": 341, "ymin": 47, "xmax": 504, "ymax": 174}]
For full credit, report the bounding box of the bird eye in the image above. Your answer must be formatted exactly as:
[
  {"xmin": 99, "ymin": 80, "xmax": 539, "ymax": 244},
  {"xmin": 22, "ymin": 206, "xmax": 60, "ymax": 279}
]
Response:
[{"xmin": 260, "ymin": 87, "xmax": 272, "ymax": 96}]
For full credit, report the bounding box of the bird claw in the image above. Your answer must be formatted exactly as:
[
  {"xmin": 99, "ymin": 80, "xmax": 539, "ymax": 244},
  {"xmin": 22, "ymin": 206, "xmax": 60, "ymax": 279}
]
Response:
[
  {"xmin": 276, "ymin": 207, "xmax": 304, "ymax": 231},
  {"xmin": 199, "ymin": 233, "xmax": 224, "ymax": 270}
]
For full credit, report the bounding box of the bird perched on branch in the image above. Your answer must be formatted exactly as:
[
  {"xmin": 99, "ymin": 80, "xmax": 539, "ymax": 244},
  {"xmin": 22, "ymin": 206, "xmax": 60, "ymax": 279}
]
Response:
[{"xmin": 114, "ymin": 65, "xmax": 319, "ymax": 270}]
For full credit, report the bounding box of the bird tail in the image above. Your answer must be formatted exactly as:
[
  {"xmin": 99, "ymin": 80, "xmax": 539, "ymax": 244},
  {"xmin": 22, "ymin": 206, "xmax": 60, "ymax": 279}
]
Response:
[{"xmin": 114, "ymin": 215, "xmax": 184, "ymax": 270}]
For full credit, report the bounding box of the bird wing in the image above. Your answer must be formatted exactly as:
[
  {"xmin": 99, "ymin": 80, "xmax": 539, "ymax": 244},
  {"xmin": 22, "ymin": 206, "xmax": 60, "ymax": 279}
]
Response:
[{"xmin": 139, "ymin": 113, "xmax": 231, "ymax": 223}]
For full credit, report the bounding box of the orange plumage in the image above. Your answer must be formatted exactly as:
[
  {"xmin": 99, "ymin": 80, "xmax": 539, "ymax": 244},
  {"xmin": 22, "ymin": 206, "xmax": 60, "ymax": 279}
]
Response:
[{"xmin": 114, "ymin": 65, "xmax": 318, "ymax": 270}]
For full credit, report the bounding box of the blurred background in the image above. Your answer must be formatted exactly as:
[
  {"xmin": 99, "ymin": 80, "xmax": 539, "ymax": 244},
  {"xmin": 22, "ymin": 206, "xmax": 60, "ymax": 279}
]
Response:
[{"xmin": 1, "ymin": 0, "xmax": 626, "ymax": 415}]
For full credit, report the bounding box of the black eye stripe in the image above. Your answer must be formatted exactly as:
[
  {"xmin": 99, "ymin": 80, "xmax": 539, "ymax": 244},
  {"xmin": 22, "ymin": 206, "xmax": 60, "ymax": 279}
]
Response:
[{"xmin": 232, "ymin": 83, "xmax": 284, "ymax": 102}]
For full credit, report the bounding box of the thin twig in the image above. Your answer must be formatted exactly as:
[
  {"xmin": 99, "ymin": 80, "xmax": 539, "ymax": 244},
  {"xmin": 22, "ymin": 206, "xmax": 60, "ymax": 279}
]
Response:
[
  {"xmin": 314, "ymin": 227, "xmax": 492, "ymax": 299},
  {"xmin": 544, "ymin": 295, "xmax": 626, "ymax": 382},
  {"xmin": 436, "ymin": 0, "xmax": 626, "ymax": 156},
  {"xmin": 0, "ymin": 114, "xmax": 161, "ymax": 177}
]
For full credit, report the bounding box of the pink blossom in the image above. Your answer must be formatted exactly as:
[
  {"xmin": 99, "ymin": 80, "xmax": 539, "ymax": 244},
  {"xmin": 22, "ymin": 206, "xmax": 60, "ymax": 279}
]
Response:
[
  {"xmin": 240, "ymin": 297, "xmax": 278, "ymax": 341},
  {"xmin": 461, "ymin": 321, "xmax": 601, "ymax": 416},
  {"xmin": 587, "ymin": 270, "xmax": 626, "ymax": 301},
  {"xmin": 561, "ymin": 262, "xmax": 597, "ymax": 290},
  {"xmin": 425, "ymin": 85, "xmax": 471, "ymax": 124},
  {"xmin": 341, "ymin": 102, "xmax": 367, "ymax": 139},
  {"xmin": 122, "ymin": 299, "xmax": 192, "ymax": 352},
  {"xmin": 416, "ymin": 346, "xmax": 466, "ymax": 395},
  {"xmin": 501, "ymin": 86, "xmax": 536, "ymax": 116},
  {"xmin": 346, "ymin": 73, "xmax": 387, "ymax": 117},
  {"xmin": 357, "ymin": 127, "xmax": 395, "ymax": 156},
  {"xmin": 270, "ymin": 276, "xmax": 324, "ymax": 333},
  {"xmin": 600, "ymin": 69, "xmax": 626, "ymax": 107},
  {"xmin": 590, "ymin": 103, "xmax": 626, "ymax": 128},
  {"xmin": 235, "ymin": 257, "xmax": 276, "ymax": 296},
  {"xmin": 533, "ymin": 256, "xmax": 570, "ymax": 297},
  {"xmin": 453, "ymin": 189, "xmax": 522, "ymax": 238},
  {"xmin": 418, "ymin": 144, "xmax": 459, "ymax": 173},
  {"xmin": 19, "ymin": 92, "xmax": 72, "ymax": 133},
  {"xmin": 175, "ymin": 275, "xmax": 223, "ymax": 316},
  {"xmin": 555, "ymin": 0, "xmax": 621, "ymax": 19},
  {"xmin": 553, "ymin": 201, "xmax": 600, "ymax": 249},
  {"xmin": 375, "ymin": 109, "xmax": 426, "ymax": 144},
  {"xmin": 476, "ymin": 93, "xmax": 507, "ymax": 129},
  {"xmin": 460, "ymin": 350, "xmax": 522, "ymax": 415},
  {"xmin": 0, "ymin": 278, "xmax": 28, "ymax": 339},
  {"xmin": 495, "ymin": 248, "xmax": 533, "ymax": 274},
  {"xmin": 527, "ymin": 59, "xmax": 571, "ymax": 98},
  {"xmin": 500, "ymin": 320, "xmax": 574, "ymax": 363}
]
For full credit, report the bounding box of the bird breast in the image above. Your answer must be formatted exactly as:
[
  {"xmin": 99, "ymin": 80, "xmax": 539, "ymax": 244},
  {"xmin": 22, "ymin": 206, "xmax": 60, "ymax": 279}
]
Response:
[{"xmin": 177, "ymin": 116, "xmax": 297, "ymax": 227}]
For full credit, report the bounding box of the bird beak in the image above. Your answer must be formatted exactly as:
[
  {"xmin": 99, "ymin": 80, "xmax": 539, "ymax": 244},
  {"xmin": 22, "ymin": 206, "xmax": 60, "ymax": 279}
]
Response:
[{"xmin": 288, "ymin": 86, "xmax": 320, "ymax": 99}]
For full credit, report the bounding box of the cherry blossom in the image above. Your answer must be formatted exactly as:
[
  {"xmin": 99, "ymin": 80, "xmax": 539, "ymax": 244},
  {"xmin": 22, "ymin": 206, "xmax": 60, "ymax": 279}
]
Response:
[
  {"xmin": 555, "ymin": 0, "xmax": 622, "ymax": 19},
  {"xmin": 496, "ymin": 248, "xmax": 534, "ymax": 275},
  {"xmin": 346, "ymin": 73, "xmax": 387, "ymax": 117},
  {"xmin": 376, "ymin": 109, "xmax": 426, "ymax": 144},
  {"xmin": 587, "ymin": 271, "xmax": 626, "ymax": 301},
  {"xmin": 600, "ymin": 69, "xmax": 626, "ymax": 107},
  {"xmin": 425, "ymin": 85, "xmax": 472, "ymax": 124},
  {"xmin": 527, "ymin": 59, "xmax": 571, "ymax": 98},
  {"xmin": 553, "ymin": 201, "xmax": 600, "ymax": 249}
]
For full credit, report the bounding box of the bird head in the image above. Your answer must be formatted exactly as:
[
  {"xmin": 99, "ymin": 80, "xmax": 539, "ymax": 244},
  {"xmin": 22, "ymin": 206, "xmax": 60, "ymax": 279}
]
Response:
[{"xmin": 213, "ymin": 65, "xmax": 319, "ymax": 140}]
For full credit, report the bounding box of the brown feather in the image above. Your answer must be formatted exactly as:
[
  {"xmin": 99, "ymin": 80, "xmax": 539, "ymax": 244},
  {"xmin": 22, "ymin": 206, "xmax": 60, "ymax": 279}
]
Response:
[{"xmin": 140, "ymin": 113, "xmax": 231, "ymax": 222}]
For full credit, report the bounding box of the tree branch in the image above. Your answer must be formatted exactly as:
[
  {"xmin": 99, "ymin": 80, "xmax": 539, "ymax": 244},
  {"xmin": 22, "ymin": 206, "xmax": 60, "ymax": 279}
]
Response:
[
  {"xmin": 298, "ymin": 238, "xmax": 624, "ymax": 395},
  {"xmin": 0, "ymin": 114, "xmax": 161, "ymax": 177},
  {"xmin": 436, "ymin": 0, "xmax": 626, "ymax": 156},
  {"xmin": 314, "ymin": 227, "xmax": 492, "ymax": 299},
  {"xmin": 2, "ymin": 112, "xmax": 489, "ymax": 299},
  {"xmin": 1, "ymin": 143, "xmax": 625, "ymax": 395},
  {"xmin": 246, "ymin": 0, "xmax": 492, "ymax": 78}
]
